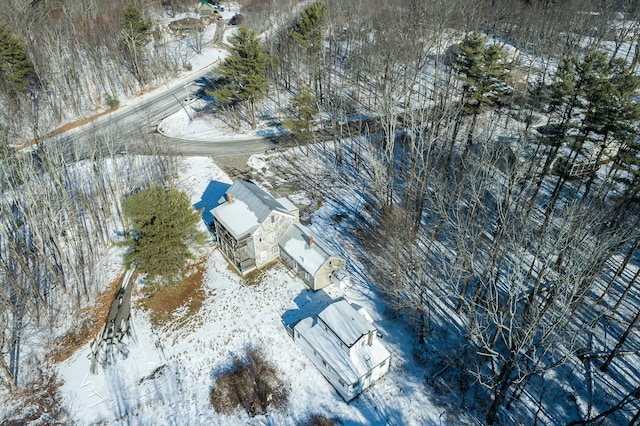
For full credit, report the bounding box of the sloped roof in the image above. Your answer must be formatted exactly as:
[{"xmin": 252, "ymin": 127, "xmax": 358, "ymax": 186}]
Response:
[
  {"xmin": 319, "ymin": 299, "xmax": 376, "ymax": 347},
  {"xmin": 198, "ymin": 1, "xmax": 216, "ymax": 9},
  {"xmin": 212, "ymin": 180, "xmax": 295, "ymax": 239},
  {"xmin": 276, "ymin": 197, "xmax": 299, "ymax": 215},
  {"xmin": 279, "ymin": 224, "xmax": 338, "ymax": 277},
  {"xmin": 295, "ymin": 301, "xmax": 390, "ymax": 385}
]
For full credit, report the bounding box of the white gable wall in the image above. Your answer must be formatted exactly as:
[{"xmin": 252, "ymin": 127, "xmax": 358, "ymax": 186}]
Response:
[{"xmin": 294, "ymin": 302, "xmax": 392, "ymax": 402}]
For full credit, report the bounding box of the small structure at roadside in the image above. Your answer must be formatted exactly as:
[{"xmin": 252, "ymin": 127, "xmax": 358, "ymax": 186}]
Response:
[
  {"xmin": 197, "ymin": 0, "xmax": 222, "ymax": 17},
  {"xmin": 293, "ymin": 299, "xmax": 391, "ymax": 401}
]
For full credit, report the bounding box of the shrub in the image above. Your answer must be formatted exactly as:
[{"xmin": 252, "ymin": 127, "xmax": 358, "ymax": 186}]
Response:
[
  {"xmin": 302, "ymin": 414, "xmax": 338, "ymax": 426},
  {"xmin": 105, "ymin": 93, "xmax": 120, "ymax": 109},
  {"xmin": 210, "ymin": 347, "xmax": 289, "ymax": 417},
  {"xmin": 3, "ymin": 367, "xmax": 68, "ymax": 424}
]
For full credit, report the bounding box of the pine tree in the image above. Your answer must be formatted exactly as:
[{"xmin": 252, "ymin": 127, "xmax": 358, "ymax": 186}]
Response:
[
  {"xmin": 290, "ymin": 1, "xmax": 326, "ymax": 95},
  {"xmin": 291, "ymin": 1, "xmax": 326, "ymax": 51},
  {"xmin": 452, "ymin": 31, "xmax": 512, "ymax": 148},
  {"xmin": 208, "ymin": 27, "xmax": 270, "ymax": 129},
  {"xmin": 119, "ymin": 4, "xmax": 152, "ymax": 84},
  {"xmin": 579, "ymin": 53, "xmax": 640, "ymax": 200},
  {"xmin": 121, "ymin": 186, "xmax": 206, "ymax": 283},
  {"xmin": 0, "ymin": 21, "xmax": 36, "ymax": 95},
  {"xmin": 282, "ymin": 86, "xmax": 318, "ymax": 141}
]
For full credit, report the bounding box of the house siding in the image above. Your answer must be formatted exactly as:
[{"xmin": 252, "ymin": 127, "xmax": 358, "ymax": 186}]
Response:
[
  {"xmin": 214, "ymin": 220, "xmax": 256, "ymax": 274},
  {"xmin": 252, "ymin": 212, "xmax": 296, "ymax": 269},
  {"xmin": 314, "ymin": 257, "xmax": 346, "ymax": 290},
  {"xmin": 295, "ymin": 330, "xmax": 356, "ymax": 401},
  {"xmin": 293, "ymin": 303, "xmax": 392, "ymax": 402}
]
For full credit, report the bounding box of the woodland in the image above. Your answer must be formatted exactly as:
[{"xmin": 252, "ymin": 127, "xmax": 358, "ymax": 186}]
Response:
[{"xmin": 2, "ymin": 0, "xmax": 640, "ymax": 424}]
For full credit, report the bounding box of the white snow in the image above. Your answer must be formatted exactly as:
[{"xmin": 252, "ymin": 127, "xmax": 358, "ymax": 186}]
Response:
[
  {"xmin": 52, "ymin": 155, "xmax": 443, "ymax": 425},
  {"xmin": 318, "ymin": 299, "xmax": 376, "ymax": 347},
  {"xmin": 213, "ymin": 198, "xmax": 260, "ymax": 238},
  {"xmin": 281, "ymin": 224, "xmax": 331, "ymax": 276}
]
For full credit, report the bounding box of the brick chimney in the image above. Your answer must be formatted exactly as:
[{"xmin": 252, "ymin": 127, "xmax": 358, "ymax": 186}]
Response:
[
  {"xmin": 227, "ymin": 194, "xmax": 234, "ymax": 203},
  {"xmin": 308, "ymin": 235, "xmax": 314, "ymax": 247}
]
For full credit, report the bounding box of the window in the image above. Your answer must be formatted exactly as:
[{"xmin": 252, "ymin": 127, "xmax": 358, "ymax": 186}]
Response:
[
  {"xmin": 271, "ymin": 246, "xmax": 279, "ymax": 256},
  {"xmin": 259, "ymin": 251, "xmax": 267, "ymax": 261},
  {"xmin": 271, "ymin": 215, "xmax": 275, "ymax": 223},
  {"xmin": 338, "ymin": 379, "xmax": 345, "ymax": 387}
]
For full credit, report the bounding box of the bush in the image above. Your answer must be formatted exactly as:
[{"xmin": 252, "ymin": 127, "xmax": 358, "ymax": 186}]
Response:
[
  {"xmin": 105, "ymin": 93, "xmax": 120, "ymax": 109},
  {"xmin": 2, "ymin": 367, "xmax": 68, "ymax": 424},
  {"xmin": 302, "ymin": 414, "xmax": 338, "ymax": 426},
  {"xmin": 210, "ymin": 347, "xmax": 289, "ymax": 417}
]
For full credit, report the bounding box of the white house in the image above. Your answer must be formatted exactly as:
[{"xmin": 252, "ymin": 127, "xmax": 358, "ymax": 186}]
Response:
[
  {"xmin": 212, "ymin": 180, "xmax": 299, "ymax": 275},
  {"xmin": 279, "ymin": 223, "xmax": 346, "ymax": 291},
  {"xmin": 294, "ymin": 299, "xmax": 391, "ymax": 401},
  {"xmin": 211, "ymin": 180, "xmax": 348, "ymax": 288}
]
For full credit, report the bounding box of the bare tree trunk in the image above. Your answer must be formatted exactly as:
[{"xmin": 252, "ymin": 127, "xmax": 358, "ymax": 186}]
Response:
[{"xmin": 600, "ymin": 308, "xmax": 640, "ymax": 372}]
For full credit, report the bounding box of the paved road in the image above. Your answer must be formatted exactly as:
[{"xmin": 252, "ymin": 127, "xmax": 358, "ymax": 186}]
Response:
[
  {"xmin": 151, "ymin": 133, "xmax": 279, "ymax": 157},
  {"xmin": 76, "ymin": 66, "xmax": 218, "ymax": 139}
]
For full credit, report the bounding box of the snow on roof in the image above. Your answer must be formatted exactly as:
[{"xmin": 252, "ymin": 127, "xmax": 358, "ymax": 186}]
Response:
[
  {"xmin": 276, "ymin": 197, "xmax": 298, "ymax": 214},
  {"xmin": 227, "ymin": 180, "xmax": 294, "ymax": 222},
  {"xmin": 318, "ymin": 299, "xmax": 376, "ymax": 348},
  {"xmin": 296, "ymin": 313, "xmax": 390, "ymax": 385},
  {"xmin": 351, "ymin": 303, "xmax": 374, "ymax": 324},
  {"xmin": 212, "ymin": 180, "xmax": 295, "ymax": 238},
  {"xmin": 279, "ymin": 223, "xmax": 336, "ymax": 276},
  {"xmin": 212, "ymin": 198, "xmax": 260, "ymax": 238}
]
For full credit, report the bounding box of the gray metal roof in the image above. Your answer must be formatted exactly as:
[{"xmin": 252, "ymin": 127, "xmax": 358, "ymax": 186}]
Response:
[
  {"xmin": 279, "ymin": 223, "xmax": 336, "ymax": 276},
  {"xmin": 227, "ymin": 180, "xmax": 293, "ymax": 223},
  {"xmin": 318, "ymin": 299, "xmax": 376, "ymax": 347},
  {"xmin": 212, "ymin": 180, "xmax": 296, "ymax": 239}
]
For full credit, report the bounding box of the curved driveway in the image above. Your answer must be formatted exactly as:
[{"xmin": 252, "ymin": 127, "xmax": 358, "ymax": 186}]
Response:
[{"xmin": 151, "ymin": 133, "xmax": 278, "ymax": 157}]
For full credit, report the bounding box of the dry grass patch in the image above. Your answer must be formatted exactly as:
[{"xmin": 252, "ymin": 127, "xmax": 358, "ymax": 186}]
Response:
[
  {"xmin": 138, "ymin": 261, "xmax": 206, "ymax": 328},
  {"xmin": 302, "ymin": 415, "xmax": 338, "ymax": 426},
  {"xmin": 210, "ymin": 346, "xmax": 289, "ymax": 417},
  {"xmin": 3, "ymin": 367, "xmax": 68, "ymax": 425},
  {"xmin": 49, "ymin": 275, "xmax": 121, "ymax": 364},
  {"xmin": 241, "ymin": 261, "xmax": 278, "ymax": 287}
]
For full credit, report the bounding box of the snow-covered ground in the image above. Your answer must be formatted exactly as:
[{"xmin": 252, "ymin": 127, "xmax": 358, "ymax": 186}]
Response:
[{"xmin": 57, "ymin": 154, "xmax": 449, "ymax": 425}]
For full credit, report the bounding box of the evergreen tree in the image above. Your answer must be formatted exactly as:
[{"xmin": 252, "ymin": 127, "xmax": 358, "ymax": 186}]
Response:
[
  {"xmin": 452, "ymin": 31, "xmax": 512, "ymax": 147},
  {"xmin": 121, "ymin": 186, "xmax": 206, "ymax": 283},
  {"xmin": 119, "ymin": 4, "xmax": 152, "ymax": 84},
  {"xmin": 291, "ymin": 1, "xmax": 326, "ymax": 51},
  {"xmin": 208, "ymin": 27, "xmax": 270, "ymax": 129},
  {"xmin": 0, "ymin": 21, "xmax": 36, "ymax": 95},
  {"xmin": 578, "ymin": 52, "xmax": 640, "ymax": 200},
  {"xmin": 282, "ymin": 86, "xmax": 318, "ymax": 141},
  {"xmin": 290, "ymin": 1, "xmax": 326, "ymax": 94}
]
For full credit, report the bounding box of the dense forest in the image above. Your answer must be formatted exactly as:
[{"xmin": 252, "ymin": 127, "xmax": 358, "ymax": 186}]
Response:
[
  {"xmin": 2, "ymin": 0, "xmax": 640, "ymax": 424},
  {"xmin": 254, "ymin": 0, "xmax": 640, "ymax": 424}
]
